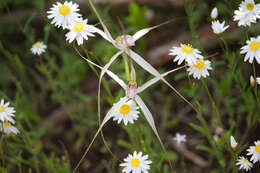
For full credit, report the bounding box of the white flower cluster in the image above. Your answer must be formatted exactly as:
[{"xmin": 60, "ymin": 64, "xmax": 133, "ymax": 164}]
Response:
[
  {"xmin": 234, "ymin": 0, "xmax": 260, "ymax": 27},
  {"xmin": 236, "ymin": 140, "xmax": 260, "ymax": 171},
  {"xmin": 233, "ymin": 0, "xmax": 260, "ymax": 64},
  {"xmin": 169, "ymin": 43, "xmax": 212, "ymax": 79},
  {"xmin": 229, "ymin": 136, "xmax": 260, "ymax": 171},
  {"xmin": 0, "ymin": 99, "xmax": 19, "ymax": 135},
  {"xmin": 46, "ymin": 1, "xmax": 101, "ymax": 46}
]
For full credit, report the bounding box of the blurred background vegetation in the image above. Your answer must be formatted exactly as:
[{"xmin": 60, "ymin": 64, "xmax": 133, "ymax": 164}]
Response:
[{"xmin": 0, "ymin": 0, "xmax": 259, "ymax": 172}]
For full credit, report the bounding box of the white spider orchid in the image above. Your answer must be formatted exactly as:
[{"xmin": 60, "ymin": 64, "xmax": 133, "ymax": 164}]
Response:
[
  {"xmin": 72, "ymin": 50, "xmax": 185, "ymax": 172},
  {"xmin": 87, "ymin": 0, "xmax": 193, "ymax": 121}
]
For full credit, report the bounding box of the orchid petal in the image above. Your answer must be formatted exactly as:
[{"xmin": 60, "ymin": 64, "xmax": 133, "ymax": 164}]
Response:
[
  {"xmin": 75, "ymin": 48, "xmax": 127, "ymax": 89},
  {"xmin": 137, "ymin": 65, "xmax": 185, "ymax": 93},
  {"xmin": 133, "ymin": 28, "xmax": 150, "ymax": 41},
  {"xmin": 126, "ymin": 50, "xmax": 159, "ymax": 77},
  {"xmin": 89, "ymin": 0, "xmax": 115, "ymax": 45},
  {"xmin": 135, "ymin": 95, "xmax": 166, "ymax": 151},
  {"xmin": 133, "ymin": 19, "xmax": 174, "ymax": 41},
  {"xmin": 93, "ymin": 27, "xmax": 113, "ymax": 43},
  {"xmin": 100, "ymin": 50, "xmax": 124, "ymax": 80}
]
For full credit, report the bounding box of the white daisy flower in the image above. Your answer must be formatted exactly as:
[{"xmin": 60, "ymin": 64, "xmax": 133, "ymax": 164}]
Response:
[
  {"xmin": 236, "ymin": 156, "xmax": 253, "ymax": 172},
  {"xmin": 0, "ymin": 121, "xmax": 19, "ymax": 135},
  {"xmin": 230, "ymin": 136, "xmax": 238, "ymax": 149},
  {"xmin": 0, "ymin": 99, "xmax": 15, "ymax": 124},
  {"xmin": 187, "ymin": 59, "xmax": 212, "ymax": 79},
  {"xmin": 169, "ymin": 44, "xmax": 203, "ymax": 65},
  {"xmin": 112, "ymin": 97, "xmax": 140, "ymax": 126},
  {"xmin": 211, "ymin": 20, "xmax": 229, "ymax": 35},
  {"xmin": 173, "ymin": 133, "xmax": 187, "ymax": 144},
  {"xmin": 65, "ymin": 18, "xmax": 98, "ymax": 45},
  {"xmin": 30, "ymin": 42, "xmax": 47, "ymax": 55},
  {"xmin": 250, "ymin": 75, "xmax": 256, "ymax": 87},
  {"xmin": 120, "ymin": 151, "xmax": 152, "ymax": 173},
  {"xmin": 211, "ymin": 7, "xmax": 218, "ymax": 20},
  {"xmin": 247, "ymin": 140, "xmax": 260, "ymax": 163},
  {"xmin": 233, "ymin": 0, "xmax": 260, "ymax": 27},
  {"xmin": 241, "ymin": 36, "xmax": 260, "ymax": 64},
  {"xmin": 256, "ymin": 77, "xmax": 260, "ymax": 85},
  {"xmin": 47, "ymin": 1, "xmax": 81, "ymax": 29}
]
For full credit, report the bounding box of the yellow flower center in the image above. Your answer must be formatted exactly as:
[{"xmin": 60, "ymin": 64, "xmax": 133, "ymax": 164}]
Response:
[
  {"xmin": 35, "ymin": 43, "xmax": 40, "ymax": 48},
  {"xmin": 119, "ymin": 104, "xmax": 130, "ymax": 115},
  {"xmin": 182, "ymin": 44, "xmax": 193, "ymax": 53},
  {"xmin": 130, "ymin": 158, "xmax": 140, "ymax": 167},
  {"xmin": 255, "ymin": 144, "xmax": 260, "ymax": 152},
  {"xmin": 249, "ymin": 40, "xmax": 260, "ymax": 51},
  {"xmin": 243, "ymin": 158, "xmax": 249, "ymax": 163},
  {"xmin": 194, "ymin": 59, "xmax": 205, "ymax": 69},
  {"xmin": 2, "ymin": 121, "xmax": 11, "ymax": 126},
  {"xmin": 0, "ymin": 105, "xmax": 5, "ymax": 112},
  {"xmin": 246, "ymin": 3, "xmax": 254, "ymax": 11},
  {"xmin": 74, "ymin": 23, "xmax": 84, "ymax": 32},
  {"xmin": 59, "ymin": 5, "xmax": 71, "ymax": 16}
]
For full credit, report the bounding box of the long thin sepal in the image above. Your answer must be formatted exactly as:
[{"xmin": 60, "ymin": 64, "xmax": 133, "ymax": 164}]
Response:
[
  {"xmin": 72, "ymin": 105, "xmax": 115, "ymax": 173},
  {"xmin": 133, "ymin": 19, "xmax": 179, "ymax": 41},
  {"xmin": 137, "ymin": 65, "xmax": 185, "ymax": 93},
  {"xmin": 74, "ymin": 48, "xmax": 127, "ymax": 89},
  {"xmin": 135, "ymin": 95, "xmax": 173, "ymax": 169}
]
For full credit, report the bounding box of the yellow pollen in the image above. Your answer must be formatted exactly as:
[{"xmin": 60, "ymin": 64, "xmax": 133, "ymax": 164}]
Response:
[
  {"xmin": 0, "ymin": 105, "xmax": 5, "ymax": 112},
  {"xmin": 255, "ymin": 144, "xmax": 260, "ymax": 152},
  {"xmin": 249, "ymin": 41, "xmax": 260, "ymax": 51},
  {"xmin": 116, "ymin": 35, "xmax": 123, "ymax": 41},
  {"xmin": 194, "ymin": 59, "xmax": 205, "ymax": 69},
  {"xmin": 59, "ymin": 5, "xmax": 71, "ymax": 16},
  {"xmin": 182, "ymin": 44, "xmax": 193, "ymax": 53},
  {"xmin": 35, "ymin": 43, "xmax": 40, "ymax": 48},
  {"xmin": 74, "ymin": 23, "xmax": 84, "ymax": 32},
  {"xmin": 130, "ymin": 158, "xmax": 140, "ymax": 167},
  {"xmin": 243, "ymin": 158, "xmax": 249, "ymax": 163},
  {"xmin": 2, "ymin": 121, "xmax": 11, "ymax": 126},
  {"xmin": 247, "ymin": 3, "xmax": 254, "ymax": 11},
  {"xmin": 119, "ymin": 104, "xmax": 130, "ymax": 115}
]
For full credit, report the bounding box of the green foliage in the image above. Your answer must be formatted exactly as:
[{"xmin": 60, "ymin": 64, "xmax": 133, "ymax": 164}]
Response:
[{"xmin": 0, "ymin": 0, "xmax": 260, "ymax": 172}]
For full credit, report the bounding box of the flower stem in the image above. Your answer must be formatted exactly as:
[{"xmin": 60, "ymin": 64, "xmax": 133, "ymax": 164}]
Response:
[
  {"xmin": 201, "ymin": 78, "xmax": 223, "ymax": 127},
  {"xmin": 252, "ymin": 62, "xmax": 260, "ymax": 105}
]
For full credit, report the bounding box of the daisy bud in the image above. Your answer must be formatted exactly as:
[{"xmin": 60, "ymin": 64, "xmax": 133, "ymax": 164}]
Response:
[
  {"xmin": 256, "ymin": 77, "xmax": 260, "ymax": 85},
  {"xmin": 213, "ymin": 134, "xmax": 219, "ymax": 142},
  {"xmin": 211, "ymin": 7, "xmax": 218, "ymax": 20},
  {"xmin": 230, "ymin": 136, "xmax": 238, "ymax": 149},
  {"xmin": 250, "ymin": 75, "xmax": 255, "ymax": 87}
]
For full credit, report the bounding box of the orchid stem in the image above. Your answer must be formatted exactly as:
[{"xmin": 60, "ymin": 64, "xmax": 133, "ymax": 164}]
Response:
[{"xmin": 123, "ymin": 53, "xmax": 130, "ymax": 81}]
